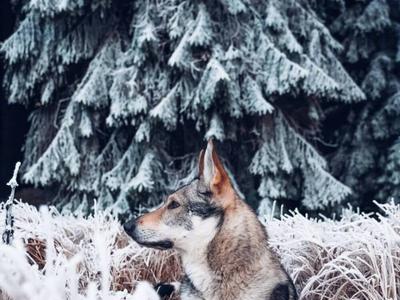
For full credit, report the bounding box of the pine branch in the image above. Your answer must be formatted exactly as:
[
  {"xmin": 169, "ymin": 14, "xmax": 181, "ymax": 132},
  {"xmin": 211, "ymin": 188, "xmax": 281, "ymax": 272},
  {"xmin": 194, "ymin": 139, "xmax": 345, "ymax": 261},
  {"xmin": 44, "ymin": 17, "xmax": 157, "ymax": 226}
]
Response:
[{"xmin": 2, "ymin": 162, "xmax": 21, "ymax": 245}]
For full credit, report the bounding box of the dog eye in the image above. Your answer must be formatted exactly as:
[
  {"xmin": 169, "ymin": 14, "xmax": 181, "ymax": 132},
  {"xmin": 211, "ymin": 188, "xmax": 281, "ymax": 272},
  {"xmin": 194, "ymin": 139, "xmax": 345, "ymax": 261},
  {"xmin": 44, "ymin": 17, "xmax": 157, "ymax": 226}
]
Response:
[
  {"xmin": 167, "ymin": 201, "xmax": 181, "ymax": 210},
  {"xmin": 198, "ymin": 190, "xmax": 212, "ymax": 197}
]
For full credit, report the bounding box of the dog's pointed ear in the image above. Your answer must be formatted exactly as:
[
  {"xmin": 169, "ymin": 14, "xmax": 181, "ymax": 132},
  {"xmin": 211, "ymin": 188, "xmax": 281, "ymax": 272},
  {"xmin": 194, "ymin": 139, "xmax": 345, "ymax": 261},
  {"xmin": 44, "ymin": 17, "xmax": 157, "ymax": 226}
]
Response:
[
  {"xmin": 198, "ymin": 149, "xmax": 205, "ymax": 177},
  {"xmin": 201, "ymin": 139, "xmax": 232, "ymax": 195}
]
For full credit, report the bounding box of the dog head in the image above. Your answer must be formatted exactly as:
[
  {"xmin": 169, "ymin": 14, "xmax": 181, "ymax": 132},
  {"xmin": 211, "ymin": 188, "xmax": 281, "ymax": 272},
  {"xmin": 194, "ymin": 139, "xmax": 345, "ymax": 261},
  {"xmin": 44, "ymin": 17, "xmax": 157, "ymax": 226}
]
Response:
[{"xmin": 124, "ymin": 140, "xmax": 236, "ymax": 252}]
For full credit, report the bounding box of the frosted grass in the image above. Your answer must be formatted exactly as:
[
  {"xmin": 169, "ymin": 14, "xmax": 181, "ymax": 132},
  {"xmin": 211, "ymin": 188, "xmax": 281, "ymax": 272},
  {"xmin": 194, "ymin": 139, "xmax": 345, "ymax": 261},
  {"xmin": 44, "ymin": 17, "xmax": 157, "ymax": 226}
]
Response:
[{"xmin": 0, "ymin": 200, "xmax": 399, "ymax": 299}]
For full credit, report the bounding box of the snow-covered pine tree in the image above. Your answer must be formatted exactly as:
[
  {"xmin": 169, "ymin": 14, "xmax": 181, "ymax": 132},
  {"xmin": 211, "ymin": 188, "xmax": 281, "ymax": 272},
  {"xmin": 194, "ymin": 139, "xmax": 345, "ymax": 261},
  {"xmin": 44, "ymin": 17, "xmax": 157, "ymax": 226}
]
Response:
[
  {"xmin": 325, "ymin": 0, "xmax": 400, "ymax": 210},
  {"xmin": 1, "ymin": 0, "xmax": 363, "ymax": 215}
]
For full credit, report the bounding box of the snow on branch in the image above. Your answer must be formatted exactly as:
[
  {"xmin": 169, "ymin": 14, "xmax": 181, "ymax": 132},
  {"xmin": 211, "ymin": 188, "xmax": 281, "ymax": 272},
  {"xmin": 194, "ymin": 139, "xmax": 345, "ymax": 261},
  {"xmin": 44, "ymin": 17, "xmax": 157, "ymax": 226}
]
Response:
[
  {"xmin": 72, "ymin": 38, "xmax": 119, "ymax": 109},
  {"xmin": 188, "ymin": 4, "xmax": 213, "ymax": 47},
  {"xmin": 23, "ymin": 123, "xmax": 81, "ymax": 186},
  {"xmin": 124, "ymin": 152, "xmax": 157, "ymax": 194},
  {"xmin": 0, "ymin": 13, "xmax": 41, "ymax": 64},
  {"xmin": 168, "ymin": 30, "xmax": 193, "ymax": 69},
  {"xmin": 4, "ymin": 0, "xmax": 390, "ymax": 214},
  {"xmin": 250, "ymin": 113, "xmax": 351, "ymax": 209},
  {"xmin": 242, "ymin": 76, "xmax": 274, "ymax": 115},
  {"xmin": 218, "ymin": 0, "xmax": 246, "ymax": 15},
  {"xmin": 192, "ymin": 58, "xmax": 230, "ymax": 111},
  {"xmin": 149, "ymin": 84, "xmax": 179, "ymax": 131},
  {"xmin": 205, "ymin": 113, "xmax": 225, "ymax": 141}
]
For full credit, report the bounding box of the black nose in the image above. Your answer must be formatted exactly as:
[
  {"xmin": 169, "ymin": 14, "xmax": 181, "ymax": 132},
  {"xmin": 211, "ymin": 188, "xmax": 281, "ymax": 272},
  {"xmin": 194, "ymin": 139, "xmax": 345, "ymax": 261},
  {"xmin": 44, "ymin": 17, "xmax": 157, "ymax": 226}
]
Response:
[{"xmin": 123, "ymin": 219, "xmax": 136, "ymax": 234}]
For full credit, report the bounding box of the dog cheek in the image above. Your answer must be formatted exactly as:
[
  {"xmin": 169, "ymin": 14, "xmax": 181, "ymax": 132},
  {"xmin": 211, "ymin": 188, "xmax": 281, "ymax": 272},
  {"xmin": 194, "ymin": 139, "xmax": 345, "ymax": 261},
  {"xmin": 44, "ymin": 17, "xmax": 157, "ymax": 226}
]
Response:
[
  {"xmin": 157, "ymin": 223, "xmax": 177, "ymax": 240},
  {"xmin": 166, "ymin": 226, "xmax": 189, "ymax": 243}
]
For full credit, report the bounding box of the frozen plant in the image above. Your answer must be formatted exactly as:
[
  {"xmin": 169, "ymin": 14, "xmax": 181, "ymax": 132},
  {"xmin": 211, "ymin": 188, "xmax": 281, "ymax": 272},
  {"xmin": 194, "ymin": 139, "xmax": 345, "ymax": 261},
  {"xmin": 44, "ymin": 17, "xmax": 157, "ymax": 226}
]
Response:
[
  {"xmin": 0, "ymin": 197, "xmax": 399, "ymax": 299},
  {"xmin": 0, "ymin": 201, "xmax": 182, "ymax": 300},
  {"xmin": 2, "ymin": 162, "xmax": 21, "ymax": 245}
]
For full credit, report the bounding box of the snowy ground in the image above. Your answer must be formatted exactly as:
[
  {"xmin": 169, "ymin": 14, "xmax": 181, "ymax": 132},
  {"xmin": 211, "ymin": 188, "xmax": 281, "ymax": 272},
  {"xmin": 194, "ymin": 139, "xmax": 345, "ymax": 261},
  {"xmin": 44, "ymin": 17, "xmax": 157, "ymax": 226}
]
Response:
[{"xmin": 0, "ymin": 201, "xmax": 399, "ymax": 300}]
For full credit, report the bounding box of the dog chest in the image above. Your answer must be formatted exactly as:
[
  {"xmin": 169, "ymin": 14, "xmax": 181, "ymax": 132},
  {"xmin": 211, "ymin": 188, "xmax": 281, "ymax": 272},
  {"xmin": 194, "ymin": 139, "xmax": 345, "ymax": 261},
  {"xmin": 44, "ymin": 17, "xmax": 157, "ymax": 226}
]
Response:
[{"xmin": 182, "ymin": 254, "xmax": 217, "ymax": 298}]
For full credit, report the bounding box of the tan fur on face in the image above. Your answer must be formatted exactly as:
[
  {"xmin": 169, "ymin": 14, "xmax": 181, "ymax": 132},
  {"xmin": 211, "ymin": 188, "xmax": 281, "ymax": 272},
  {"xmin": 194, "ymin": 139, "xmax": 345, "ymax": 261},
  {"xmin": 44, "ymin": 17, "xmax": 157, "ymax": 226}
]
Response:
[
  {"xmin": 136, "ymin": 195, "xmax": 180, "ymax": 229},
  {"xmin": 136, "ymin": 206, "xmax": 164, "ymax": 228}
]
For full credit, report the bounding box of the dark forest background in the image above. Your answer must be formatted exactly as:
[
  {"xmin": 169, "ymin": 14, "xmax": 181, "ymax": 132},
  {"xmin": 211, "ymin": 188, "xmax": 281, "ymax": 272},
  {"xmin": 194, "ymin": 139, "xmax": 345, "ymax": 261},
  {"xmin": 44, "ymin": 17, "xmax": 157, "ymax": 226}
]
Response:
[
  {"xmin": 0, "ymin": 1, "xmax": 29, "ymax": 199},
  {"xmin": 1, "ymin": 0, "xmax": 399, "ymax": 216}
]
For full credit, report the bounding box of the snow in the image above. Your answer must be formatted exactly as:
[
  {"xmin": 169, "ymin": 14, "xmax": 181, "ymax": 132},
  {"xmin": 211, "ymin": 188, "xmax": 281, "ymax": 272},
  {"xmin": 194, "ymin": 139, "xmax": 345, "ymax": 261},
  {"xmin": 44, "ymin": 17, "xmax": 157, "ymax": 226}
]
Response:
[
  {"xmin": 0, "ymin": 201, "xmax": 182, "ymax": 300},
  {"xmin": 168, "ymin": 30, "xmax": 192, "ymax": 69},
  {"xmin": 265, "ymin": 4, "xmax": 285, "ymax": 32},
  {"xmin": 193, "ymin": 58, "xmax": 230, "ymax": 111},
  {"xmin": 2, "ymin": 0, "xmax": 399, "ymax": 216},
  {"xmin": 219, "ymin": 0, "xmax": 246, "ymax": 15},
  {"xmin": 249, "ymin": 113, "xmax": 351, "ymax": 209},
  {"xmin": 23, "ymin": 124, "xmax": 81, "ymax": 186},
  {"xmin": 124, "ymin": 153, "xmax": 156, "ymax": 193},
  {"xmin": 134, "ymin": 122, "xmax": 151, "ymax": 143},
  {"xmin": 205, "ymin": 113, "xmax": 225, "ymax": 141},
  {"xmin": 266, "ymin": 200, "xmax": 400, "ymax": 299},
  {"xmin": 149, "ymin": 84, "xmax": 179, "ymax": 131},
  {"xmin": 188, "ymin": 4, "xmax": 213, "ymax": 47},
  {"xmin": 242, "ymin": 76, "xmax": 274, "ymax": 115},
  {"xmin": 0, "ymin": 200, "xmax": 399, "ymax": 299}
]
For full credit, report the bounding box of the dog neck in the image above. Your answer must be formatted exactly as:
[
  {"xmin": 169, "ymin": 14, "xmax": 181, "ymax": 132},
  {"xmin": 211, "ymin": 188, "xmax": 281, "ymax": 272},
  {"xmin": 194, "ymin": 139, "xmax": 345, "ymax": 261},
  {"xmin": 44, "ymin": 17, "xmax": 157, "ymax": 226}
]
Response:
[
  {"xmin": 207, "ymin": 199, "xmax": 269, "ymax": 273},
  {"xmin": 180, "ymin": 197, "xmax": 269, "ymax": 298},
  {"xmin": 179, "ymin": 215, "xmax": 220, "ymax": 297}
]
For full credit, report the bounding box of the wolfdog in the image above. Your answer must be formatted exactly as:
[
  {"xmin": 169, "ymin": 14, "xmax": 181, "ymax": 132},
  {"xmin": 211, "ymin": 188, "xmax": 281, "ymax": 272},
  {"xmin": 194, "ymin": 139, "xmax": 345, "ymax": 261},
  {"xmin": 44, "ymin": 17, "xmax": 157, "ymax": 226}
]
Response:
[{"xmin": 124, "ymin": 140, "xmax": 297, "ymax": 300}]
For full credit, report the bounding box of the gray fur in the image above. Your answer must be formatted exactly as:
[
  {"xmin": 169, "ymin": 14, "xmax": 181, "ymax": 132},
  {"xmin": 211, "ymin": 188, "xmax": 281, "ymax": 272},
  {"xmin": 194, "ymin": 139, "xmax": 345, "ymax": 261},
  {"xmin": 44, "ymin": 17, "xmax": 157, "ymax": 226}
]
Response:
[{"xmin": 124, "ymin": 142, "xmax": 297, "ymax": 300}]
